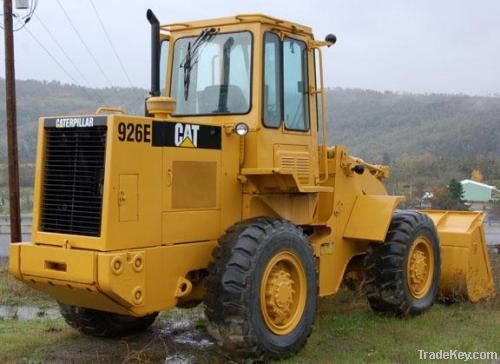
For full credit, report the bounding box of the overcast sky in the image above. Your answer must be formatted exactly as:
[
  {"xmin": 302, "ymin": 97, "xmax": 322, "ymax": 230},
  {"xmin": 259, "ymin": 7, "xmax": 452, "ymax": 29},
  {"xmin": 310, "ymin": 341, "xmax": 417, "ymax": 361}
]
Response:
[{"xmin": 1, "ymin": 0, "xmax": 499, "ymax": 95}]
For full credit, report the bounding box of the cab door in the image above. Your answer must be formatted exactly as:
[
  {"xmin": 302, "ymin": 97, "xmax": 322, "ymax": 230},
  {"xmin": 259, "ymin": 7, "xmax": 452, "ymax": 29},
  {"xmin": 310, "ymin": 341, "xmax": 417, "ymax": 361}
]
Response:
[{"xmin": 262, "ymin": 32, "xmax": 319, "ymax": 186}]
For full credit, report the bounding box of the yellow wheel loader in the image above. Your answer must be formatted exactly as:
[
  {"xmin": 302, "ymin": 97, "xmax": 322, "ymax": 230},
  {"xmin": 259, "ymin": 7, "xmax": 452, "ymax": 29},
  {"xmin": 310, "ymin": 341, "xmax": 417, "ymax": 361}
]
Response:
[{"xmin": 9, "ymin": 11, "xmax": 495, "ymax": 360}]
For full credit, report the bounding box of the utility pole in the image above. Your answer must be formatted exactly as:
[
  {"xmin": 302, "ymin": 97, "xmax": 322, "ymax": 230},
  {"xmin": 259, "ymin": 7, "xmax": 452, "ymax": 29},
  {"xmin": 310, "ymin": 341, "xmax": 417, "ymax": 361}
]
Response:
[{"xmin": 3, "ymin": 0, "xmax": 22, "ymax": 242}]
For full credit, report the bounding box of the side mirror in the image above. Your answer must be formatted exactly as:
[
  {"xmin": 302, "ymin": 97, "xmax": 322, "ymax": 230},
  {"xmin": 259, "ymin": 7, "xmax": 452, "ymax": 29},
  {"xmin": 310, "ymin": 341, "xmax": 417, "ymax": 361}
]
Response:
[{"xmin": 325, "ymin": 34, "xmax": 337, "ymax": 46}]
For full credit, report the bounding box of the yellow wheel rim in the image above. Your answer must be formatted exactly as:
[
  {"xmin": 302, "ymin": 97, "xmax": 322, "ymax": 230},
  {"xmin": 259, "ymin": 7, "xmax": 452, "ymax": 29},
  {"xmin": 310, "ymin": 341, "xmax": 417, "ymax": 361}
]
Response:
[
  {"xmin": 407, "ymin": 236, "xmax": 434, "ymax": 299},
  {"xmin": 260, "ymin": 251, "xmax": 307, "ymax": 335}
]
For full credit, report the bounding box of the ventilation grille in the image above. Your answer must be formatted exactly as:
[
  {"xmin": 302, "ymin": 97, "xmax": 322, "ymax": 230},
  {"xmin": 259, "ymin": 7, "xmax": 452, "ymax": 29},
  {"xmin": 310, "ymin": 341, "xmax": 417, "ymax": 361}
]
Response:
[
  {"xmin": 40, "ymin": 126, "xmax": 107, "ymax": 237},
  {"xmin": 279, "ymin": 155, "xmax": 311, "ymax": 185}
]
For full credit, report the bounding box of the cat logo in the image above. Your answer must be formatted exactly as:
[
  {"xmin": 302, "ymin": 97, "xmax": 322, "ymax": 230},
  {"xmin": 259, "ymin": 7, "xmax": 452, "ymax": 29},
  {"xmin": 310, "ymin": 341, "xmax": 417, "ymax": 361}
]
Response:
[
  {"xmin": 174, "ymin": 123, "xmax": 200, "ymax": 148},
  {"xmin": 151, "ymin": 121, "xmax": 221, "ymax": 150}
]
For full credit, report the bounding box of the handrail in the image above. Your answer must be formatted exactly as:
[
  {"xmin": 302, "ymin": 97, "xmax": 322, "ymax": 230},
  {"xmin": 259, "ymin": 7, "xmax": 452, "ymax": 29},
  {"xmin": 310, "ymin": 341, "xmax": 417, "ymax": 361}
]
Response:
[
  {"xmin": 161, "ymin": 23, "xmax": 190, "ymax": 29},
  {"xmin": 317, "ymin": 47, "xmax": 329, "ymax": 183},
  {"xmin": 95, "ymin": 107, "xmax": 125, "ymax": 115},
  {"xmin": 235, "ymin": 14, "xmax": 284, "ymax": 24}
]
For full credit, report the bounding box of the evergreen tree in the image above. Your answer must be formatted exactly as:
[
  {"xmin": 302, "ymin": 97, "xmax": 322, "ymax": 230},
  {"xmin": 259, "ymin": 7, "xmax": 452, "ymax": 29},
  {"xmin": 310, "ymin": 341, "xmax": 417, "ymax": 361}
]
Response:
[{"xmin": 447, "ymin": 179, "xmax": 467, "ymax": 210}]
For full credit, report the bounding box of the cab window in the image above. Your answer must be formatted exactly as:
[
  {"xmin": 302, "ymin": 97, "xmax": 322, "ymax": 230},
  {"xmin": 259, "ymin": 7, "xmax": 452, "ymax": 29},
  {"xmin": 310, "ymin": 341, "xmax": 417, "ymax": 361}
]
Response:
[
  {"xmin": 159, "ymin": 40, "xmax": 169, "ymax": 95},
  {"xmin": 170, "ymin": 31, "xmax": 252, "ymax": 115},
  {"xmin": 283, "ymin": 38, "xmax": 309, "ymax": 131},
  {"xmin": 263, "ymin": 33, "xmax": 282, "ymax": 127},
  {"xmin": 262, "ymin": 34, "xmax": 310, "ymax": 131}
]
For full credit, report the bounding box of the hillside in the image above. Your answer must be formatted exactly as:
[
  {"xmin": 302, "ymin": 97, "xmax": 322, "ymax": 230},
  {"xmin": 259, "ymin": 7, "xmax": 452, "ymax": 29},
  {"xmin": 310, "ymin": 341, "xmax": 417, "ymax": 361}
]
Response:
[
  {"xmin": 0, "ymin": 79, "xmax": 145, "ymax": 161},
  {"xmin": 1, "ymin": 79, "xmax": 500, "ymax": 162},
  {"xmin": 326, "ymin": 88, "xmax": 500, "ymax": 160}
]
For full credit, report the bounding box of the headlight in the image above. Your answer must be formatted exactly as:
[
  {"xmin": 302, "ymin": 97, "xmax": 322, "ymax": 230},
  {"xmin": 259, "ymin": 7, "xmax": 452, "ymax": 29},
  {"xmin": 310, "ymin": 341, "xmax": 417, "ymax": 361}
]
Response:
[{"xmin": 234, "ymin": 122, "xmax": 249, "ymax": 136}]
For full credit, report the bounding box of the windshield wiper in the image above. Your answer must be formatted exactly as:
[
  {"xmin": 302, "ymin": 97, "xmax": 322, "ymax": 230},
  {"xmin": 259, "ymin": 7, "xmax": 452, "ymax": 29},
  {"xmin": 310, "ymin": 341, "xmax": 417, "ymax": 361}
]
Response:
[{"xmin": 182, "ymin": 27, "xmax": 218, "ymax": 101}]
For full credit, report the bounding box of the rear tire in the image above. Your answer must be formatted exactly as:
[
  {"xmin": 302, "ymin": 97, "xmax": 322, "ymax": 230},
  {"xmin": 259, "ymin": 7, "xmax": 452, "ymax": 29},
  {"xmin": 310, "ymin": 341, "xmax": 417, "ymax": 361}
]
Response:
[
  {"xmin": 364, "ymin": 211, "xmax": 440, "ymax": 316},
  {"xmin": 59, "ymin": 303, "xmax": 158, "ymax": 337},
  {"xmin": 204, "ymin": 217, "xmax": 317, "ymax": 360}
]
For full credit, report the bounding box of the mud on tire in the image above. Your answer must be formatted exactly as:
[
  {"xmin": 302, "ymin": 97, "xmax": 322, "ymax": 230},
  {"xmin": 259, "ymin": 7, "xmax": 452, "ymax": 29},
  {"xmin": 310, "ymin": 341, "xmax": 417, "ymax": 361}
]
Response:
[
  {"xmin": 59, "ymin": 303, "xmax": 158, "ymax": 337},
  {"xmin": 204, "ymin": 217, "xmax": 317, "ymax": 360},
  {"xmin": 364, "ymin": 211, "xmax": 441, "ymax": 316}
]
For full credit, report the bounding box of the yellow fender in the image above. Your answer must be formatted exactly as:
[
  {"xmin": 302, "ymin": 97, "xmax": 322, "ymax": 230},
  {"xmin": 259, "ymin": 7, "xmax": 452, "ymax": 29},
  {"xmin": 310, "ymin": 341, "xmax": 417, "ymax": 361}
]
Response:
[{"xmin": 343, "ymin": 195, "xmax": 404, "ymax": 242}]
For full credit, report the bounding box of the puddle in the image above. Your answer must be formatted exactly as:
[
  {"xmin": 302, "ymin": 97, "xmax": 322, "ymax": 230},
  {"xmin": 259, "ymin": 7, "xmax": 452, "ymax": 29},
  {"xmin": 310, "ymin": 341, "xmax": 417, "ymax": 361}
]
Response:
[
  {"xmin": 0, "ymin": 305, "xmax": 60, "ymax": 320},
  {"xmin": 156, "ymin": 311, "xmax": 223, "ymax": 362},
  {"xmin": 173, "ymin": 331, "xmax": 214, "ymax": 349},
  {"xmin": 164, "ymin": 353, "xmax": 197, "ymax": 364},
  {"xmin": 160, "ymin": 316, "xmax": 215, "ymax": 350},
  {"xmin": 161, "ymin": 318, "xmax": 195, "ymax": 334}
]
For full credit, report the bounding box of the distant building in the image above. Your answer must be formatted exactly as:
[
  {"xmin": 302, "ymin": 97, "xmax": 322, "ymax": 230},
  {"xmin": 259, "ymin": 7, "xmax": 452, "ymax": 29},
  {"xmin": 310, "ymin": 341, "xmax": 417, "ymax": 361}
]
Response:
[{"xmin": 460, "ymin": 179, "xmax": 500, "ymax": 210}]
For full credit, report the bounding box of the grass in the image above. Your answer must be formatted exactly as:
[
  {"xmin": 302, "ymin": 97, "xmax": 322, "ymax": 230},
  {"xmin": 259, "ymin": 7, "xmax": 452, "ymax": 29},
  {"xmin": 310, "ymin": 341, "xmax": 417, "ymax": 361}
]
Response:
[
  {"xmin": 0, "ymin": 319, "xmax": 69, "ymax": 362},
  {"xmin": 0, "ymin": 255, "xmax": 498, "ymax": 363},
  {"xmin": 287, "ymin": 291, "xmax": 499, "ymax": 363},
  {"xmin": 0, "ymin": 258, "xmax": 55, "ymax": 308},
  {"xmin": 0, "ymin": 307, "xmax": 222, "ymax": 364}
]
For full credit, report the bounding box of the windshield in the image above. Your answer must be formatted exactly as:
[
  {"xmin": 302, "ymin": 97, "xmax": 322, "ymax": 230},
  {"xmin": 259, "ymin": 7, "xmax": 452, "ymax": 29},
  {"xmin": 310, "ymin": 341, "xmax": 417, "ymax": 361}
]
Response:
[{"xmin": 171, "ymin": 31, "xmax": 252, "ymax": 115}]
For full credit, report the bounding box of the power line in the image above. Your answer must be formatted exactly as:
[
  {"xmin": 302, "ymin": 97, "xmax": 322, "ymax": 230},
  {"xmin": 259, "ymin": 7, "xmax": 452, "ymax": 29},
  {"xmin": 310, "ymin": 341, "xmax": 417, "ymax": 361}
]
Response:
[
  {"xmin": 19, "ymin": 22, "xmax": 79, "ymax": 85},
  {"xmin": 15, "ymin": 18, "xmax": 103, "ymax": 102},
  {"xmin": 0, "ymin": 0, "xmax": 38, "ymax": 31},
  {"xmin": 55, "ymin": 0, "xmax": 114, "ymax": 88},
  {"xmin": 33, "ymin": 14, "xmax": 93, "ymax": 88},
  {"xmin": 88, "ymin": 0, "xmax": 134, "ymax": 87}
]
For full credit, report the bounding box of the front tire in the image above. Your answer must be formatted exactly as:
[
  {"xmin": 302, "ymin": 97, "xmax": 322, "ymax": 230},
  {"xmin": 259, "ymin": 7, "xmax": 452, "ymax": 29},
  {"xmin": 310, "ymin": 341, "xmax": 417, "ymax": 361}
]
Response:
[
  {"xmin": 59, "ymin": 303, "xmax": 158, "ymax": 337},
  {"xmin": 364, "ymin": 211, "xmax": 440, "ymax": 316},
  {"xmin": 204, "ymin": 217, "xmax": 317, "ymax": 360}
]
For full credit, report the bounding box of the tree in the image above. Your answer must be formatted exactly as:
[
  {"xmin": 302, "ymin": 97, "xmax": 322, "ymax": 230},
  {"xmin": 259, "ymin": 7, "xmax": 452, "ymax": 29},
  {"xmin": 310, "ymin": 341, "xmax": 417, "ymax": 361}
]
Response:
[
  {"xmin": 447, "ymin": 179, "xmax": 467, "ymax": 211},
  {"xmin": 430, "ymin": 180, "xmax": 468, "ymax": 211},
  {"xmin": 471, "ymin": 169, "xmax": 483, "ymax": 182},
  {"xmin": 430, "ymin": 185, "xmax": 448, "ymax": 210}
]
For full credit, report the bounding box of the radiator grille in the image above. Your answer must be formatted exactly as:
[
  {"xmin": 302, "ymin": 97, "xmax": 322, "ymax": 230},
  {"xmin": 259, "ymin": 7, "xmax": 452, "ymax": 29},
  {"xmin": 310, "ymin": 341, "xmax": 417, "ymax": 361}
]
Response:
[{"xmin": 40, "ymin": 126, "xmax": 107, "ymax": 236}]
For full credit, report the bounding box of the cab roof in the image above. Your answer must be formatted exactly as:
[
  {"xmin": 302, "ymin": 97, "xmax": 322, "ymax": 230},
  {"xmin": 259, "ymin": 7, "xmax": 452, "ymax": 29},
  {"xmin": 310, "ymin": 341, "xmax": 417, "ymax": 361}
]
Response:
[{"xmin": 160, "ymin": 13, "xmax": 313, "ymax": 37}]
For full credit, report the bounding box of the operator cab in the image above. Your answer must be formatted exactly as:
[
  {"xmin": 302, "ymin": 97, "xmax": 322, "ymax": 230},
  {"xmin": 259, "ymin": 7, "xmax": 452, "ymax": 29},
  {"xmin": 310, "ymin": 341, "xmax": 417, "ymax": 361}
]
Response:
[{"xmin": 149, "ymin": 13, "xmax": 335, "ymax": 191}]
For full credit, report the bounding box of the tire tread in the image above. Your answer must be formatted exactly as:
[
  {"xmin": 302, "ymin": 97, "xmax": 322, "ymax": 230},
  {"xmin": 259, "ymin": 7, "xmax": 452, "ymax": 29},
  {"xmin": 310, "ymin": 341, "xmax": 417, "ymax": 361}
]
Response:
[
  {"xmin": 204, "ymin": 217, "xmax": 316, "ymax": 360},
  {"xmin": 364, "ymin": 211, "xmax": 440, "ymax": 316},
  {"xmin": 59, "ymin": 303, "xmax": 158, "ymax": 338}
]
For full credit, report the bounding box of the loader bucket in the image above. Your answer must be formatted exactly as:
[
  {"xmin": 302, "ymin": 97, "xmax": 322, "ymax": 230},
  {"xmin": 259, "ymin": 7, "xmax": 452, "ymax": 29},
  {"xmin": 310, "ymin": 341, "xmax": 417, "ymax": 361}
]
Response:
[{"xmin": 420, "ymin": 210, "xmax": 496, "ymax": 302}]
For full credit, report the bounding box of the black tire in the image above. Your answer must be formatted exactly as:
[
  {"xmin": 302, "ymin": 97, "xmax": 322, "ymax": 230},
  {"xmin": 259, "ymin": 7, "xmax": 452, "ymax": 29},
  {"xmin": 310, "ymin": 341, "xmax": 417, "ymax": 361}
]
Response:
[
  {"xmin": 58, "ymin": 303, "xmax": 158, "ymax": 338},
  {"xmin": 364, "ymin": 211, "xmax": 441, "ymax": 316},
  {"xmin": 204, "ymin": 217, "xmax": 317, "ymax": 360}
]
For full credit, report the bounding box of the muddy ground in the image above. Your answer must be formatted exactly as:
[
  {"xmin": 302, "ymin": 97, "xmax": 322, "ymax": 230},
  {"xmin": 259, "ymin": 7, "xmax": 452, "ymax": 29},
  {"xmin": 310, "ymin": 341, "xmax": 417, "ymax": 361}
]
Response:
[{"xmin": 0, "ymin": 254, "xmax": 499, "ymax": 363}]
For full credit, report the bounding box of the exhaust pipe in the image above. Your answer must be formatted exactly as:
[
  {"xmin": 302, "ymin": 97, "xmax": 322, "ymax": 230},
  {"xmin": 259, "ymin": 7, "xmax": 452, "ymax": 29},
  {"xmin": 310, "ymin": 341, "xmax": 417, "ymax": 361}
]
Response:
[{"xmin": 146, "ymin": 9, "xmax": 160, "ymax": 97}]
